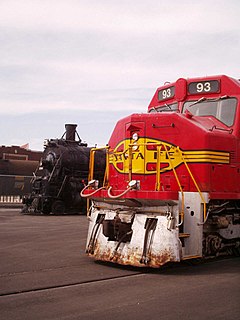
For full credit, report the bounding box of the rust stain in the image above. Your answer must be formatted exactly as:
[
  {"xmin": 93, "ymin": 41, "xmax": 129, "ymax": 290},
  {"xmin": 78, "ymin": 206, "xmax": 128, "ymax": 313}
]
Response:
[{"xmin": 88, "ymin": 241, "xmax": 177, "ymax": 268}]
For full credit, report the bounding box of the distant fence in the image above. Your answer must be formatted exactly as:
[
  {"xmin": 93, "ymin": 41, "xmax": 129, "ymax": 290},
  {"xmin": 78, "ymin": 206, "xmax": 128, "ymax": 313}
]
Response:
[
  {"xmin": 0, "ymin": 195, "xmax": 22, "ymax": 204},
  {"xmin": 0, "ymin": 175, "xmax": 33, "ymax": 205}
]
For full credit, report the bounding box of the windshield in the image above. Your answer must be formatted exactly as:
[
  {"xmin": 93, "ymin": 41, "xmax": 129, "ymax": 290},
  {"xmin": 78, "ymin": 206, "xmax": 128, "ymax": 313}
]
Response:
[
  {"xmin": 182, "ymin": 97, "xmax": 237, "ymax": 127},
  {"xmin": 149, "ymin": 103, "xmax": 178, "ymax": 113}
]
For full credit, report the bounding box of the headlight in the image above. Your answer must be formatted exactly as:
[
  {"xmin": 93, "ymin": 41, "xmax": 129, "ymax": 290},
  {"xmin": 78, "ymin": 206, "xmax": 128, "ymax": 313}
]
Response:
[{"xmin": 132, "ymin": 132, "xmax": 138, "ymax": 141}]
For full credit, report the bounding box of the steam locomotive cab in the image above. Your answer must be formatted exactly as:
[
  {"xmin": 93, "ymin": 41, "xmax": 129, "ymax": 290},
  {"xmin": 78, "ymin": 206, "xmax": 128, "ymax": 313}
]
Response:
[{"xmin": 84, "ymin": 75, "xmax": 240, "ymax": 267}]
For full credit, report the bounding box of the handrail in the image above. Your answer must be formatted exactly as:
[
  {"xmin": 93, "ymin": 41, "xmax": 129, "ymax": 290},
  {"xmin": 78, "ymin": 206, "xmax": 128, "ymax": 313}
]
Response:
[
  {"xmin": 88, "ymin": 145, "xmax": 110, "ymax": 187},
  {"xmin": 80, "ymin": 185, "xmax": 105, "ymax": 198},
  {"xmin": 80, "ymin": 145, "xmax": 109, "ymax": 200},
  {"xmin": 103, "ymin": 147, "xmax": 110, "ymax": 187},
  {"xmin": 48, "ymin": 155, "xmax": 62, "ymax": 183},
  {"xmin": 163, "ymin": 144, "xmax": 185, "ymax": 227},
  {"xmin": 128, "ymin": 146, "xmax": 133, "ymax": 182},
  {"xmin": 107, "ymin": 180, "xmax": 139, "ymax": 199},
  {"xmin": 180, "ymin": 150, "xmax": 207, "ymax": 221},
  {"xmin": 126, "ymin": 142, "xmax": 185, "ymax": 225},
  {"xmin": 107, "ymin": 185, "xmax": 133, "ymax": 199},
  {"xmin": 88, "ymin": 150, "xmax": 95, "ymax": 183},
  {"xmin": 57, "ymin": 175, "xmax": 68, "ymax": 198},
  {"xmin": 155, "ymin": 145, "xmax": 161, "ymax": 191}
]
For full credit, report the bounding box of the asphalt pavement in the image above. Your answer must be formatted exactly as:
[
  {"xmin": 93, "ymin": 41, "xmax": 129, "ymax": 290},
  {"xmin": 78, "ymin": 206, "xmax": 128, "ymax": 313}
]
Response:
[{"xmin": 0, "ymin": 209, "xmax": 239, "ymax": 320}]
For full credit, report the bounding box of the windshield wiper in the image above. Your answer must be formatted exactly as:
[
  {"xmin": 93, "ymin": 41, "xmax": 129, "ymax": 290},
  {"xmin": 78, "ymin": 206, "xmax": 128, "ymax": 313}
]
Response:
[
  {"xmin": 150, "ymin": 106, "xmax": 159, "ymax": 113},
  {"xmin": 210, "ymin": 95, "xmax": 229, "ymax": 101},
  {"xmin": 150, "ymin": 104, "xmax": 172, "ymax": 113},
  {"xmin": 158, "ymin": 103, "xmax": 175, "ymax": 112},
  {"xmin": 187, "ymin": 95, "xmax": 229, "ymax": 109},
  {"xmin": 187, "ymin": 97, "xmax": 206, "ymax": 108}
]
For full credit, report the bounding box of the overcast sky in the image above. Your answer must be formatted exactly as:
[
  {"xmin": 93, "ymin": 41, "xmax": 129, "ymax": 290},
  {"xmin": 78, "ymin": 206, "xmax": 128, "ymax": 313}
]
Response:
[{"xmin": 0, "ymin": 0, "xmax": 239, "ymax": 150}]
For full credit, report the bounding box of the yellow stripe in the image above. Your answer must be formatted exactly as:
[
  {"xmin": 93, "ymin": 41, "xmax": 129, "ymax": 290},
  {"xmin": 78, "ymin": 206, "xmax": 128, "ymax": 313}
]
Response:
[
  {"xmin": 186, "ymin": 159, "xmax": 229, "ymax": 163},
  {"xmin": 183, "ymin": 151, "xmax": 230, "ymax": 163}
]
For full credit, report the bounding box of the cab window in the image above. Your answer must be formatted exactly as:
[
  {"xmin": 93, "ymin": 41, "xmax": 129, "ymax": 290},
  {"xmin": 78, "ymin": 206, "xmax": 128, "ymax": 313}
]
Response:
[
  {"xmin": 182, "ymin": 98, "xmax": 237, "ymax": 127},
  {"xmin": 149, "ymin": 103, "xmax": 178, "ymax": 113}
]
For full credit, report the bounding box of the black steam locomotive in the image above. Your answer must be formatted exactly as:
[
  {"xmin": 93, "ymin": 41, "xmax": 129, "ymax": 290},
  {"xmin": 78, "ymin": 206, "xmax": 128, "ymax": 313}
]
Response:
[{"xmin": 22, "ymin": 124, "xmax": 105, "ymax": 214}]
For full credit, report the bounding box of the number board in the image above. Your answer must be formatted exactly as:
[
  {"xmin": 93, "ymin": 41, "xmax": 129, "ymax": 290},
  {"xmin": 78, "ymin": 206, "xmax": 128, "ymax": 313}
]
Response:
[
  {"xmin": 188, "ymin": 80, "xmax": 220, "ymax": 94},
  {"xmin": 158, "ymin": 86, "xmax": 175, "ymax": 101}
]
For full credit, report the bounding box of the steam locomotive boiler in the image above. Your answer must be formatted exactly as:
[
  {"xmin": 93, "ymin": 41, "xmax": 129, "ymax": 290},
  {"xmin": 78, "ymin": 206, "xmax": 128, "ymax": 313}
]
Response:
[
  {"xmin": 23, "ymin": 124, "xmax": 105, "ymax": 214},
  {"xmin": 82, "ymin": 75, "xmax": 240, "ymax": 267}
]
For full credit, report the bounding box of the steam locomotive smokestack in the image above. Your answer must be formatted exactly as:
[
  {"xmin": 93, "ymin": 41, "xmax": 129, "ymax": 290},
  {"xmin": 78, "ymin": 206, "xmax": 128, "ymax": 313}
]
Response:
[{"xmin": 65, "ymin": 124, "xmax": 77, "ymax": 141}]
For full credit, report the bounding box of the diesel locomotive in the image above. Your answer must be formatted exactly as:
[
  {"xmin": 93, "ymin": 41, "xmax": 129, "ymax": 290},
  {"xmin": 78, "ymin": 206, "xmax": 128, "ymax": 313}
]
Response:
[
  {"xmin": 82, "ymin": 74, "xmax": 240, "ymax": 267},
  {"xmin": 22, "ymin": 124, "xmax": 105, "ymax": 214}
]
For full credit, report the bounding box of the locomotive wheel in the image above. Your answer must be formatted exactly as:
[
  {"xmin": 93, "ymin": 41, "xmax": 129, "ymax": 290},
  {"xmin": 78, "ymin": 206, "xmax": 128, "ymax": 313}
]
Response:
[
  {"xmin": 42, "ymin": 204, "xmax": 51, "ymax": 215},
  {"xmin": 32, "ymin": 198, "xmax": 40, "ymax": 213},
  {"xmin": 233, "ymin": 242, "xmax": 240, "ymax": 256},
  {"xmin": 41, "ymin": 200, "xmax": 51, "ymax": 215},
  {"xmin": 51, "ymin": 200, "xmax": 65, "ymax": 215}
]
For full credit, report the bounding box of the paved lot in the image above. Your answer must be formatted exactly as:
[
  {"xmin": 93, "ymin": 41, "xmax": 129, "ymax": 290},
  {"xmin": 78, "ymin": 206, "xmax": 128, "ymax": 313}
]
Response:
[{"xmin": 0, "ymin": 209, "xmax": 239, "ymax": 320}]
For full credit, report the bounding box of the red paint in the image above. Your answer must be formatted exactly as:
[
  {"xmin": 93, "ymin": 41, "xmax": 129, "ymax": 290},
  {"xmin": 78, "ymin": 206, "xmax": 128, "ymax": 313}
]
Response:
[{"xmin": 92, "ymin": 75, "xmax": 240, "ymax": 202}]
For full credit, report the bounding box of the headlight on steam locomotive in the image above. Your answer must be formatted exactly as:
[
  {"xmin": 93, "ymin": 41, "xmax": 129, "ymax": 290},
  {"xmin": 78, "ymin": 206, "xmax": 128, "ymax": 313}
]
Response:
[
  {"xmin": 41, "ymin": 152, "xmax": 56, "ymax": 170},
  {"xmin": 46, "ymin": 152, "xmax": 56, "ymax": 164}
]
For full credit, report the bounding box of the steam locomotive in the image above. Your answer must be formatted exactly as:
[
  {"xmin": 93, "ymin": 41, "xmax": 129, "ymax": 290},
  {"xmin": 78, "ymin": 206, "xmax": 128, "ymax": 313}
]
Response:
[
  {"xmin": 82, "ymin": 75, "xmax": 240, "ymax": 267},
  {"xmin": 22, "ymin": 124, "xmax": 105, "ymax": 214}
]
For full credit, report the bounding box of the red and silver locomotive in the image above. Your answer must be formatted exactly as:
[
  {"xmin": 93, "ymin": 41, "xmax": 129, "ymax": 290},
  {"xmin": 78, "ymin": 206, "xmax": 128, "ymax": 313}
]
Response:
[{"xmin": 82, "ymin": 75, "xmax": 240, "ymax": 267}]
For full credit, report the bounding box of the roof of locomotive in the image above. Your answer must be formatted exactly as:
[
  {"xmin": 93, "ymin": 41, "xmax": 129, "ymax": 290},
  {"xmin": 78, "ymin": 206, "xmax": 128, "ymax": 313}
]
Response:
[{"xmin": 148, "ymin": 74, "xmax": 240, "ymax": 112}]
